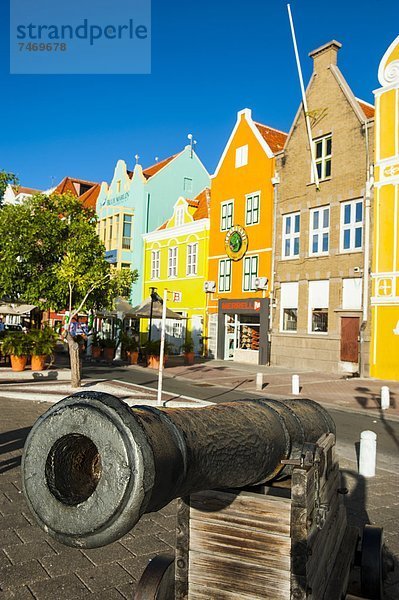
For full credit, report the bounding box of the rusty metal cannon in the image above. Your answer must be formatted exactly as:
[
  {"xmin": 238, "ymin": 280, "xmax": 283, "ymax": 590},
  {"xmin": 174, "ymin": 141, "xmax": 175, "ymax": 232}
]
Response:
[{"xmin": 22, "ymin": 392, "xmax": 384, "ymax": 599}]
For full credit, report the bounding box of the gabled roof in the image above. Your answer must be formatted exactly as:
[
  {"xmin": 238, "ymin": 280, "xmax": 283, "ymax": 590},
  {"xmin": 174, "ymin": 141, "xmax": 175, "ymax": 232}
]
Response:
[
  {"xmin": 79, "ymin": 183, "xmax": 101, "ymax": 209},
  {"xmin": 254, "ymin": 123, "xmax": 288, "ymax": 154}
]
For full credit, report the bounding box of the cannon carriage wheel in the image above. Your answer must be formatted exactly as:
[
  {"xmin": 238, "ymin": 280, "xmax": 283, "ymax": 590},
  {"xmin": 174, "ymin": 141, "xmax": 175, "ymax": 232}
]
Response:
[{"xmin": 134, "ymin": 554, "xmax": 175, "ymax": 600}]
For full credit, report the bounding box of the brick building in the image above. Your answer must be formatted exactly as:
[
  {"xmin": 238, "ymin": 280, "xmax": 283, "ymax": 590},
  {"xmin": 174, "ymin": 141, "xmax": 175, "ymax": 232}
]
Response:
[{"xmin": 271, "ymin": 41, "xmax": 375, "ymax": 375}]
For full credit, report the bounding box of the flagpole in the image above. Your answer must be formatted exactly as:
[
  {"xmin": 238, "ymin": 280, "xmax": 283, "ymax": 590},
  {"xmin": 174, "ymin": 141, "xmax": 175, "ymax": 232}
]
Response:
[{"xmin": 287, "ymin": 4, "xmax": 320, "ymax": 190}]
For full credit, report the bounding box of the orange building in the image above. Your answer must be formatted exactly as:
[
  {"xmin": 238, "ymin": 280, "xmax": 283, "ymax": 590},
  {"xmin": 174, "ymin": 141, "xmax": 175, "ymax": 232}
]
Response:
[{"xmin": 207, "ymin": 108, "xmax": 287, "ymax": 364}]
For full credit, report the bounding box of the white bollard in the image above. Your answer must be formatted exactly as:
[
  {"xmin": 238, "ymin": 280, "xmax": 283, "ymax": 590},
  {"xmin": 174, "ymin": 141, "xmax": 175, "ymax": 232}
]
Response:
[
  {"xmin": 256, "ymin": 373, "xmax": 263, "ymax": 391},
  {"xmin": 381, "ymin": 386, "xmax": 390, "ymax": 410},
  {"xmin": 292, "ymin": 374, "xmax": 300, "ymax": 395},
  {"xmin": 359, "ymin": 430, "xmax": 377, "ymax": 478}
]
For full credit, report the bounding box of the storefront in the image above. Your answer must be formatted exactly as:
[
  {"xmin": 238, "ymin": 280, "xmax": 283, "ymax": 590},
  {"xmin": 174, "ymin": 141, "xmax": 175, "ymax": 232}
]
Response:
[{"xmin": 217, "ymin": 298, "xmax": 269, "ymax": 365}]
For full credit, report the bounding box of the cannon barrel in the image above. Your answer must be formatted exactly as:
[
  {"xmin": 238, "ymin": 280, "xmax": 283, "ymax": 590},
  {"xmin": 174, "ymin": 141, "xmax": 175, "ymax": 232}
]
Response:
[{"xmin": 22, "ymin": 391, "xmax": 335, "ymax": 548}]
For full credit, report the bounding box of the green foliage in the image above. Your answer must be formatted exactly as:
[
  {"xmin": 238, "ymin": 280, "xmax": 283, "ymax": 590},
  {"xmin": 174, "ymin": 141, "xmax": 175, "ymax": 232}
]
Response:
[
  {"xmin": 0, "ymin": 170, "xmax": 18, "ymax": 207},
  {"xmin": 28, "ymin": 327, "xmax": 58, "ymax": 356},
  {"xmin": 2, "ymin": 332, "xmax": 31, "ymax": 357},
  {"xmin": 0, "ymin": 192, "xmax": 137, "ymax": 315}
]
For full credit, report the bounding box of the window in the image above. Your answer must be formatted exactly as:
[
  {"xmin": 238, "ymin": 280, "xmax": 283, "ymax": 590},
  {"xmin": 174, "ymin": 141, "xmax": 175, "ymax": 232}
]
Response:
[
  {"xmin": 151, "ymin": 250, "xmax": 160, "ymax": 279},
  {"xmin": 341, "ymin": 200, "xmax": 363, "ymax": 252},
  {"xmin": 245, "ymin": 193, "xmax": 260, "ymax": 226},
  {"xmin": 221, "ymin": 201, "xmax": 234, "ymax": 231},
  {"xmin": 187, "ymin": 243, "xmax": 198, "ymax": 276},
  {"xmin": 218, "ymin": 259, "xmax": 232, "ymax": 292},
  {"xmin": 168, "ymin": 246, "xmax": 178, "ymax": 277},
  {"xmin": 308, "ymin": 280, "xmax": 329, "ymax": 333},
  {"xmin": 342, "ymin": 278, "xmax": 362, "ymax": 309},
  {"xmin": 280, "ymin": 282, "xmax": 299, "ymax": 332},
  {"xmin": 183, "ymin": 177, "xmax": 193, "ymax": 192},
  {"xmin": 235, "ymin": 145, "xmax": 248, "ymax": 168},
  {"xmin": 309, "ymin": 206, "xmax": 330, "ymax": 255},
  {"xmin": 122, "ymin": 215, "xmax": 132, "ymax": 249},
  {"xmin": 243, "ymin": 255, "xmax": 258, "ymax": 291},
  {"xmin": 282, "ymin": 212, "xmax": 300, "ymax": 258},
  {"xmin": 313, "ymin": 135, "xmax": 332, "ymax": 181},
  {"xmin": 175, "ymin": 206, "xmax": 185, "ymax": 227}
]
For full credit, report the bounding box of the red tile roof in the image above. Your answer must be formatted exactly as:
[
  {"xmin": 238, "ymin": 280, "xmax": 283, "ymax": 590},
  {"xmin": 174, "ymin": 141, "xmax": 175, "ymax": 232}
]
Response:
[
  {"xmin": 357, "ymin": 98, "xmax": 375, "ymax": 119},
  {"xmin": 254, "ymin": 122, "xmax": 288, "ymax": 153},
  {"xmin": 142, "ymin": 154, "xmax": 178, "ymax": 179},
  {"xmin": 79, "ymin": 183, "xmax": 101, "ymax": 209}
]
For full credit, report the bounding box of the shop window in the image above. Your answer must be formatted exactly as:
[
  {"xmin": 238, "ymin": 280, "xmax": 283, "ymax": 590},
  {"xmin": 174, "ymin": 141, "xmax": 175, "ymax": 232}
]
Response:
[
  {"xmin": 340, "ymin": 199, "xmax": 363, "ymax": 252},
  {"xmin": 308, "ymin": 280, "xmax": 329, "ymax": 334},
  {"xmin": 168, "ymin": 246, "xmax": 178, "ymax": 278},
  {"xmin": 312, "ymin": 134, "xmax": 332, "ymax": 181},
  {"xmin": 122, "ymin": 215, "xmax": 132, "ymax": 249},
  {"xmin": 151, "ymin": 250, "xmax": 160, "ymax": 279},
  {"xmin": 221, "ymin": 201, "xmax": 234, "ymax": 231},
  {"xmin": 218, "ymin": 259, "xmax": 231, "ymax": 292},
  {"xmin": 235, "ymin": 145, "xmax": 248, "ymax": 168},
  {"xmin": 243, "ymin": 255, "xmax": 258, "ymax": 291},
  {"xmin": 309, "ymin": 206, "xmax": 329, "ymax": 256},
  {"xmin": 280, "ymin": 281, "xmax": 299, "ymax": 332},
  {"xmin": 187, "ymin": 243, "xmax": 198, "ymax": 276},
  {"xmin": 282, "ymin": 212, "xmax": 300, "ymax": 258},
  {"xmin": 245, "ymin": 193, "xmax": 260, "ymax": 225}
]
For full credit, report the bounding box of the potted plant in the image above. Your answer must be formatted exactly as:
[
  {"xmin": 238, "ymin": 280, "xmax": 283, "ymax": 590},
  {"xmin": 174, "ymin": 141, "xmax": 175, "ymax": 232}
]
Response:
[
  {"xmin": 182, "ymin": 336, "xmax": 195, "ymax": 365},
  {"xmin": 100, "ymin": 336, "xmax": 116, "ymax": 361},
  {"xmin": 120, "ymin": 333, "xmax": 139, "ymax": 365},
  {"xmin": 145, "ymin": 339, "xmax": 170, "ymax": 369},
  {"xmin": 2, "ymin": 332, "xmax": 31, "ymax": 371},
  {"xmin": 91, "ymin": 330, "xmax": 101, "ymax": 359},
  {"xmin": 29, "ymin": 327, "xmax": 58, "ymax": 371}
]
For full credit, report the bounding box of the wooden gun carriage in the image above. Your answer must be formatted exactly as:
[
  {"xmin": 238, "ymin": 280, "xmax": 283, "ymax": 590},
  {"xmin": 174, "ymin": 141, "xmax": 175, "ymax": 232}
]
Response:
[{"xmin": 22, "ymin": 392, "xmax": 384, "ymax": 600}]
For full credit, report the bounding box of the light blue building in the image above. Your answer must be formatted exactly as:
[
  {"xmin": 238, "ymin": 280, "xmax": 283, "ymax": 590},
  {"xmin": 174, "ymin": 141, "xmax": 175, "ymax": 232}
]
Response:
[{"xmin": 96, "ymin": 144, "xmax": 210, "ymax": 305}]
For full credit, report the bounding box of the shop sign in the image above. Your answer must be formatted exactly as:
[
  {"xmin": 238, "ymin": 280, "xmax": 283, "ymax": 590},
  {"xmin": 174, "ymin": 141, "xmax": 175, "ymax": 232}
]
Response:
[{"xmin": 225, "ymin": 225, "xmax": 248, "ymax": 261}]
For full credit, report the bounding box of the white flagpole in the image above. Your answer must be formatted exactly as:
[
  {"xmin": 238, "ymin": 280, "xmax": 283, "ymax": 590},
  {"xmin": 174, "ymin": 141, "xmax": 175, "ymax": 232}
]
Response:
[
  {"xmin": 287, "ymin": 4, "xmax": 320, "ymax": 190},
  {"xmin": 157, "ymin": 288, "xmax": 168, "ymax": 406}
]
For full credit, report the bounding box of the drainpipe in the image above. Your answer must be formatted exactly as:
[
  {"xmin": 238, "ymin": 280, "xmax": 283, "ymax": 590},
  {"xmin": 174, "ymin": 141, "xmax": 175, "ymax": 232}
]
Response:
[
  {"xmin": 269, "ymin": 171, "xmax": 280, "ymax": 365},
  {"xmin": 359, "ymin": 121, "xmax": 374, "ymax": 377}
]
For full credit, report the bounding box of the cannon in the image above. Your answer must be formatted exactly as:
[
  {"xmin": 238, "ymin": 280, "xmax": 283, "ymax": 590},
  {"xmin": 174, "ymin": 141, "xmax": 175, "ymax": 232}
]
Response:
[{"xmin": 22, "ymin": 392, "xmax": 384, "ymax": 599}]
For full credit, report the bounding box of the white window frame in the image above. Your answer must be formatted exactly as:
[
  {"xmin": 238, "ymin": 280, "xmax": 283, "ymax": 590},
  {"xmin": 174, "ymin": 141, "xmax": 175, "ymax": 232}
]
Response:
[
  {"xmin": 282, "ymin": 212, "xmax": 300, "ymax": 259},
  {"xmin": 245, "ymin": 193, "xmax": 260, "ymax": 226},
  {"xmin": 221, "ymin": 200, "xmax": 234, "ymax": 231},
  {"xmin": 168, "ymin": 246, "xmax": 178, "ymax": 278},
  {"xmin": 312, "ymin": 134, "xmax": 332, "ymax": 182},
  {"xmin": 309, "ymin": 206, "xmax": 330, "ymax": 256},
  {"xmin": 151, "ymin": 250, "xmax": 160, "ymax": 279},
  {"xmin": 340, "ymin": 199, "xmax": 363, "ymax": 253},
  {"xmin": 186, "ymin": 242, "xmax": 198, "ymax": 276},
  {"xmin": 280, "ymin": 282, "xmax": 299, "ymax": 333},
  {"xmin": 218, "ymin": 259, "xmax": 232, "ymax": 292},
  {"xmin": 235, "ymin": 145, "xmax": 248, "ymax": 168},
  {"xmin": 308, "ymin": 280, "xmax": 329, "ymax": 334},
  {"xmin": 175, "ymin": 206, "xmax": 185, "ymax": 227},
  {"xmin": 242, "ymin": 255, "xmax": 258, "ymax": 291}
]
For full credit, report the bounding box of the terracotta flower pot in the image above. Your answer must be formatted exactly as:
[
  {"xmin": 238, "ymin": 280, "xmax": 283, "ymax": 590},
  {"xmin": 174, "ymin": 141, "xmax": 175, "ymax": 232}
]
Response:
[
  {"xmin": 126, "ymin": 350, "xmax": 139, "ymax": 365},
  {"xmin": 184, "ymin": 352, "xmax": 195, "ymax": 365},
  {"xmin": 103, "ymin": 347, "xmax": 115, "ymax": 361},
  {"xmin": 91, "ymin": 346, "xmax": 101, "ymax": 359},
  {"xmin": 10, "ymin": 355, "xmax": 27, "ymax": 372},
  {"xmin": 31, "ymin": 355, "xmax": 46, "ymax": 371}
]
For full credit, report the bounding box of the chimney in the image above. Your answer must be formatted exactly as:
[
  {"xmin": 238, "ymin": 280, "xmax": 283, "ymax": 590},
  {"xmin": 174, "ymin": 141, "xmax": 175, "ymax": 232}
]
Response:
[{"xmin": 309, "ymin": 40, "xmax": 342, "ymax": 73}]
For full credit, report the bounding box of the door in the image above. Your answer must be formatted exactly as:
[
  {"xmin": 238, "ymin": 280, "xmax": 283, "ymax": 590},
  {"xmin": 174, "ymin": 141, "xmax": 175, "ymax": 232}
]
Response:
[{"xmin": 340, "ymin": 317, "xmax": 359, "ymax": 362}]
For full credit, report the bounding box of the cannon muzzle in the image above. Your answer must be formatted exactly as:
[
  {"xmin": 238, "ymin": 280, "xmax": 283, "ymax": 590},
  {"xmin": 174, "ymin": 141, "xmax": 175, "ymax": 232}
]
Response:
[{"xmin": 22, "ymin": 392, "xmax": 334, "ymax": 548}]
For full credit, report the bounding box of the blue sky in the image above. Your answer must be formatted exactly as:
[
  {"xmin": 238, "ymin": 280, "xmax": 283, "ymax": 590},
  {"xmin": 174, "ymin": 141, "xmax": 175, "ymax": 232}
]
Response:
[{"xmin": 1, "ymin": 0, "xmax": 398, "ymax": 189}]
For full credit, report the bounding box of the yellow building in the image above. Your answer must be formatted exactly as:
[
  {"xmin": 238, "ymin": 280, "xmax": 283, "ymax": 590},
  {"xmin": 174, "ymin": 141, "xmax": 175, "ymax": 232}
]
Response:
[
  {"xmin": 142, "ymin": 189, "xmax": 210, "ymax": 353},
  {"xmin": 370, "ymin": 36, "xmax": 399, "ymax": 379}
]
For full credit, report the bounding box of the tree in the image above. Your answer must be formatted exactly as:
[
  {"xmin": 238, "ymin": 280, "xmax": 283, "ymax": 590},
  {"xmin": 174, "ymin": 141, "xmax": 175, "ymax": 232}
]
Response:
[
  {"xmin": 0, "ymin": 170, "xmax": 18, "ymax": 207},
  {"xmin": 0, "ymin": 192, "xmax": 137, "ymax": 386}
]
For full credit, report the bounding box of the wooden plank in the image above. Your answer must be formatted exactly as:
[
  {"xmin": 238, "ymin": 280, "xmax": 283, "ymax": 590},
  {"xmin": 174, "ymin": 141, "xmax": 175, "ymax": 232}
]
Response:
[
  {"xmin": 188, "ymin": 551, "xmax": 290, "ymax": 599},
  {"xmin": 189, "ymin": 520, "xmax": 291, "ymax": 569},
  {"xmin": 175, "ymin": 497, "xmax": 190, "ymax": 600},
  {"xmin": 322, "ymin": 526, "xmax": 359, "ymax": 600}
]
